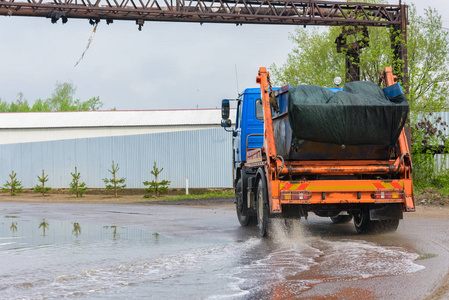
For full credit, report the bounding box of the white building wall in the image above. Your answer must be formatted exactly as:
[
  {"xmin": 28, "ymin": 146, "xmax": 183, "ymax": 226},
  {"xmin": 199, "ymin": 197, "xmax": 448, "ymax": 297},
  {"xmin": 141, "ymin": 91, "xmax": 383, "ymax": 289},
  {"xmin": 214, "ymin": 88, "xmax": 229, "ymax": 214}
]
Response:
[
  {"xmin": 0, "ymin": 128, "xmax": 234, "ymax": 189},
  {"xmin": 0, "ymin": 125, "xmax": 219, "ymax": 144}
]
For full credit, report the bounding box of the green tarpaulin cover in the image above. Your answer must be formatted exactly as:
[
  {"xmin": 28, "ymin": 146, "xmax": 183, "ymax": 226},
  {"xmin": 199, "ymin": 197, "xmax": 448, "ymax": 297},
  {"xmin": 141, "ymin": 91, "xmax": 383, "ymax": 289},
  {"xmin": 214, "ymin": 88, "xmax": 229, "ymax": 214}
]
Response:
[{"xmin": 287, "ymin": 81, "xmax": 408, "ymax": 146}]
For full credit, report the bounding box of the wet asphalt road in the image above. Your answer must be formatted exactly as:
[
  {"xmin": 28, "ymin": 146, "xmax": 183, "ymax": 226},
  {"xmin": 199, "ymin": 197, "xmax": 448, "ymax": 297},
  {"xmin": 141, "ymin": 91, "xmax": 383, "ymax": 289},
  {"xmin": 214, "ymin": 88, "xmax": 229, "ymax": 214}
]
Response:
[{"xmin": 1, "ymin": 201, "xmax": 449, "ymax": 299}]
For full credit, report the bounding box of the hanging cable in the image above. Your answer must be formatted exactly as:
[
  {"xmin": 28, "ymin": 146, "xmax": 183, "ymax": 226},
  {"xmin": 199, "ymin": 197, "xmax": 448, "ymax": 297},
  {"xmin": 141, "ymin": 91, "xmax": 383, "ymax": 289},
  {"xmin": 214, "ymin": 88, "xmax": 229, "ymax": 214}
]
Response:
[{"xmin": 74, "ymin": 23, "xmax": 98, "ymax": 67}]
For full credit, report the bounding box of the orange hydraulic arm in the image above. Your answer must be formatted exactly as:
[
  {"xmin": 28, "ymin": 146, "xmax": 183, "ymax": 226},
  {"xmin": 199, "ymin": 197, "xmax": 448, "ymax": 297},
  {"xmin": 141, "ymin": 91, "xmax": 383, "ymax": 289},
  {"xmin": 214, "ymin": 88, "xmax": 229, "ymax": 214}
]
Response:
[
  {"xmin": 381, "ymin": 67, "xmax": 414, "ymax": 212},
  {"xmin": 256, "ymin": 68, "xmax": 277, "ymax": 160},
  {"xmin": 256, "ymin": 68, "xmax": 283, "ymax": 212}
]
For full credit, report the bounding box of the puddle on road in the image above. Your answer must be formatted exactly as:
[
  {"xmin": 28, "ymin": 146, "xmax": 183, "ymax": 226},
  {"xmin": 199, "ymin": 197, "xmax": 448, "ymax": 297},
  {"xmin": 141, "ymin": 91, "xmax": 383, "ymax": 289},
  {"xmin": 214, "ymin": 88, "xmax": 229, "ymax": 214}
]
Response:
[
  {"xmin": 0, "ymin": 215, "xmax": 212, "ymax": 299},
  {"xmin": 0, "ymin": 216, "xmax": 425, "ymax": 299},
  {"xmin": 211, "ymin": 219, "xmax": 425, "ymax": 299}
]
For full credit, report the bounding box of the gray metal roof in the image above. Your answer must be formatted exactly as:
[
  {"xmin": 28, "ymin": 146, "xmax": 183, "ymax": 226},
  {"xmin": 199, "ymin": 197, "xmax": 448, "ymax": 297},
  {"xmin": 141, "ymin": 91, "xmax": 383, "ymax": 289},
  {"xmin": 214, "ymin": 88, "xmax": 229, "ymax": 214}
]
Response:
[{"xmin": 0, "ymin": 109, "xmax": 235, "ymax": 129}]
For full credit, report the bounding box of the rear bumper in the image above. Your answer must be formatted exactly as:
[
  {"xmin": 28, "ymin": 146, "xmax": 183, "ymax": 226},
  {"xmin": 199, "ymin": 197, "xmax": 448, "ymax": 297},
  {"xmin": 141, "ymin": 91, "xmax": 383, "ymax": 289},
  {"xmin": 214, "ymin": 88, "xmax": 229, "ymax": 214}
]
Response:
[{"xmin": 270, "ymin": 179, "xmax": 415, "ymax": 213}]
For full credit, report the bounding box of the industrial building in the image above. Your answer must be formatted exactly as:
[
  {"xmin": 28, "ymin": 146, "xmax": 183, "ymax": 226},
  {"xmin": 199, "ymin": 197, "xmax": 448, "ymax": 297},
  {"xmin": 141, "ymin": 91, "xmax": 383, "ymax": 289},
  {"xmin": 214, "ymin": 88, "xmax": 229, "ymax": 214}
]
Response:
[{"xmin": 0, "ymin": 109, "xmax": 235, "ymax": 189}]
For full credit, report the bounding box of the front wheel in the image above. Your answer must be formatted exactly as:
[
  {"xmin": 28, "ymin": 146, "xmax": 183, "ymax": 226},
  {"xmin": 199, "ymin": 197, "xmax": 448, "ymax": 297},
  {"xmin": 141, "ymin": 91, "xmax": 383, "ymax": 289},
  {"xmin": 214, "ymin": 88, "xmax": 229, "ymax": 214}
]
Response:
[
  {"xmin": 236, "ymin": 178, "xmax": 256, "ymax": 226},
  {"xmin": 257, "ymin": 178, "xmax": 270, "ymax": 237}
]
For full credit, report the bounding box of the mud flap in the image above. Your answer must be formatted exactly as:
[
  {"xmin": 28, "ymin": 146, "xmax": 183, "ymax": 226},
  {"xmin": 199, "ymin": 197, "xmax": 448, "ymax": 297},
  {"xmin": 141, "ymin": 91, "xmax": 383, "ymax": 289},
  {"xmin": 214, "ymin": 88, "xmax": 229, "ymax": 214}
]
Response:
[{"xmin": 369, "ymin": 204, "xmax": 403, "ymax": 221}]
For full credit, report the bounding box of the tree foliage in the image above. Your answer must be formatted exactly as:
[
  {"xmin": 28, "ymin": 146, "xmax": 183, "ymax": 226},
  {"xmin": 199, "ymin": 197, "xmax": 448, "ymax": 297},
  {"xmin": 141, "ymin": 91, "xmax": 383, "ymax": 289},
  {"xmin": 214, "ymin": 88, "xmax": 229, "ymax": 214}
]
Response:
[
  {"xmin": 0, "ymin": 82, "xmax": 103, "ymax": 112},
  {"xmin": 103, "ymin": 161, "xmax": 126, "ymax": 198},
  {"xmin": 270, "ymin": 4, "xmax": 449, "ymax": 113},
  {"xmin": 143, "ymin": 162, "xmax": 170, "ymax": 198},
  {"xmin": 411, "ymin": 114, "xmax": 449, "ymax": 194},
  {"xmin": 2, "ymin": 171, "xmax": 23, "ymax": 196},
  {"xmin": 270, "ymin": 2, "xmax": 449, "ymax": 194},
  {"xmin": 33, "ymin": 169, "xmax": 52, "ymax": 196},
  {"xmin": 407, "ymin": 6, "xmax": 449, "ymax": 112},
  {"xmin": 70, "ymin": 167, "xmax": 87, "ymax": 197}
]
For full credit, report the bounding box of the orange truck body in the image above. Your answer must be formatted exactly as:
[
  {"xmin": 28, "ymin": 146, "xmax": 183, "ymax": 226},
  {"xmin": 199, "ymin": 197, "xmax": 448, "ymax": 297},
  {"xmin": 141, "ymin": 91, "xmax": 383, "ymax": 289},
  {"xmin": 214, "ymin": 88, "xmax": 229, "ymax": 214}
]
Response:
[
  {"xmin": 236, "ymin": 66, "xmax": 414, "ymax": 235},
  {"xmin": 254, "ymin": 67, "xmax": 414, "ymax": 215}
]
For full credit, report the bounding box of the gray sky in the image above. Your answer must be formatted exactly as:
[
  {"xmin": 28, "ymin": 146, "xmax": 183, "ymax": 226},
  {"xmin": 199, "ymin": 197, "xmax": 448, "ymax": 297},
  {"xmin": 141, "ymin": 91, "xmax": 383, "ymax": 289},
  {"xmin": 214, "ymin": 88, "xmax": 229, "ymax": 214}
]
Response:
[{"xmin": 0, "ymin": 0, "xmax": 446, "ymax": 110}]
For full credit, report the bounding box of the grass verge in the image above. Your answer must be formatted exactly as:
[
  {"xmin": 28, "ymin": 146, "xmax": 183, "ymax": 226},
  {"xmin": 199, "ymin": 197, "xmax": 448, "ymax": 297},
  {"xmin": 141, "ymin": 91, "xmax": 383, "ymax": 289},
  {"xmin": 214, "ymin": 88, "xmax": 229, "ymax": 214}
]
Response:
[{"xmin": 156, "ymin": 191, "xmax": 235, "ymax": 201}]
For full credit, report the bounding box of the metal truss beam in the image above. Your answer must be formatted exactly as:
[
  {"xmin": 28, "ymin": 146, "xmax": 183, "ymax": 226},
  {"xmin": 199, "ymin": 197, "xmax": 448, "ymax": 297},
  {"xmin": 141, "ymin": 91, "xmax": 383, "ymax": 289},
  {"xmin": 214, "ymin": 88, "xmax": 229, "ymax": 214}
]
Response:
[{"xmin": 0, "ymin": 0, "xmax": 405, "ymax": 27}]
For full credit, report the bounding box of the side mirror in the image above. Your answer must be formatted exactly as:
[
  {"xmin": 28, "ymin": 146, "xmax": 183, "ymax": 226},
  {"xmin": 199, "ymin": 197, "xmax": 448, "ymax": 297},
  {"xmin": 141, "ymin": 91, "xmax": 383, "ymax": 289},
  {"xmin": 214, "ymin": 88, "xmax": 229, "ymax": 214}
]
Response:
[
  {"xmin": 221, "ymin": 99, "xmax": 231, "ymax": 128},
  {"xmin": 222, "ymin": 99, "xmax": 230, "ymax": 119}
]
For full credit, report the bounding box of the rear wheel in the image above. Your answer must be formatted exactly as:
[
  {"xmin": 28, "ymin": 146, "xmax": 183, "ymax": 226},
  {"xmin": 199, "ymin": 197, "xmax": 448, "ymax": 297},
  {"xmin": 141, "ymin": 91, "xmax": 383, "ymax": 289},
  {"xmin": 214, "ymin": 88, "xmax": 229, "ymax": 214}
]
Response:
[
  {"xmin": 235, "ymin": 178, "xmax": 256, "ymax": 226},
  {"xmin": 353, "ymin": 211, "xmax": 375, "ymax": 233},
  {"xmin": 257, "ymin": 178, "xmax": 270, "ymax": 237},
  {"xmin": 377, "ymin": 219, "xmax": 400, "ymax": 232},
  {"xmin": 330, "ymin": 215, "xmax": 353, "ymax": 224},
  {"xmin": 353, "ymin": 210, "xmax": 400, "ymax": 233}
]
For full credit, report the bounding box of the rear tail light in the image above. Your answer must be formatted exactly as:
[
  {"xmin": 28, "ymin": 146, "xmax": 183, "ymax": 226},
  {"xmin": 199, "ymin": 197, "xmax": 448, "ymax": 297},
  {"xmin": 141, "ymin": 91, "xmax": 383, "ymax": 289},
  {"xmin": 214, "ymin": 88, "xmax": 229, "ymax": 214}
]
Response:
[
  {"xmin": 281, "ymin": 190, "xmax": 311, "ymax": 201},
  {"xmin": 374, "ymin": 189, "xmax": 404, "ymax": 199}
]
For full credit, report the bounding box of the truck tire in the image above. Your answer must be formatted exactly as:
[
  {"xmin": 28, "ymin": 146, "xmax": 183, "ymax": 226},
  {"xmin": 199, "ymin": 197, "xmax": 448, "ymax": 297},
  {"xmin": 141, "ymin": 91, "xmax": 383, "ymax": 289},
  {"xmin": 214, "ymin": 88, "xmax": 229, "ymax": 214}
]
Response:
[
  {"xmin": 353, "ymin": 210, "xmax": 375, "ymax": 233},
  {"xmin": 235, "ymin": 178, "xmax": 256, "ymax": 226},
  {"xmin": 377, "ymin": 219, "xmax": 400, "ymax": 232},
  {"xmin": 330, "ymin": 215, "xmax": 353, "ymax": 224},
  {"xmin": 256, "ymin": 178, "xmax": 270, "ymax": 237},
  {"xmin": 353, "ymin": 210, "xmax": 400, "ymax": 233}
]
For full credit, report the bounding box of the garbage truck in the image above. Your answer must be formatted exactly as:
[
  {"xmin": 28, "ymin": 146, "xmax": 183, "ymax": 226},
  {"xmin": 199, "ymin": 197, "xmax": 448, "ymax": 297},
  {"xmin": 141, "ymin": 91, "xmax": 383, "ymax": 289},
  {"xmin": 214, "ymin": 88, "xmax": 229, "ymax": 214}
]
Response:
[{"xmin": 221, "ymin": 66, "xmax": 414, "ymax": 236}]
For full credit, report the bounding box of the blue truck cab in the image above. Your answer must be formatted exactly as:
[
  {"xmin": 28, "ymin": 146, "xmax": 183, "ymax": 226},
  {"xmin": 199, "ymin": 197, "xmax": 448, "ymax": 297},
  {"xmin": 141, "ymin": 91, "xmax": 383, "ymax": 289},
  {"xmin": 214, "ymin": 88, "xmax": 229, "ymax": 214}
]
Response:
[
  {"xmin": 222, "ymin": 86, "xmax": 343, "ymax": 185},
  {"xmin": 233, "ymin": 88, "xmax": 264, "ymax": 168}
]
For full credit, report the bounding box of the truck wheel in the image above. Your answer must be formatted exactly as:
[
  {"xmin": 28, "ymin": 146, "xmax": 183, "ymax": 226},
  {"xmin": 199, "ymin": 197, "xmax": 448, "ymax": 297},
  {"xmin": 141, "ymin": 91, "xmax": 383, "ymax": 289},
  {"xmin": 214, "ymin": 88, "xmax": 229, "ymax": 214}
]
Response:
[
  {"xmin": 256, "ymin": 178, "xmax": 270, "ymax": 237},
  {"xmin": 235, "ymin": 178, "xmax": 256, "ymax": 226},
  {"xmin": 354, "ymin": 210, "xmax": 400, "ymax": 233},
  {"xmin": 353, "ymin": 210, "xmax": 376, "ymax": 234},
  {"xmin": 330, "ymin": 215, "xmax": 353, "ymax": 224},
  {"xmin": 377, "ymin": 219, "xmax": 400, "ymax": 232}
]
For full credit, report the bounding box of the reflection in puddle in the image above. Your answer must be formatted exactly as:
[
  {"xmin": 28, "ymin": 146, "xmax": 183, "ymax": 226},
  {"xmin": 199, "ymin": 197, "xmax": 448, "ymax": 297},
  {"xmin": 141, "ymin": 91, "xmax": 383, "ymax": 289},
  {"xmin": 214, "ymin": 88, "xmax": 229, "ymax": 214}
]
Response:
[
  {"xmin": 72, "ymin": 222, "xmax": 81, "ymax": 237},
  {"xmin": 0, "ymin": 215, "xmax": 184, "ymax": 299},
  {"xmin": 0, "ymin": 216, "xmax": 425, "ymax": 299},
  {"xmin": 39, "ymin": 218, "xmax": 49, "ymax": 236},
  {"xmin": 10, "ymin": 222, "xmax": 17, "ymax": 234}
]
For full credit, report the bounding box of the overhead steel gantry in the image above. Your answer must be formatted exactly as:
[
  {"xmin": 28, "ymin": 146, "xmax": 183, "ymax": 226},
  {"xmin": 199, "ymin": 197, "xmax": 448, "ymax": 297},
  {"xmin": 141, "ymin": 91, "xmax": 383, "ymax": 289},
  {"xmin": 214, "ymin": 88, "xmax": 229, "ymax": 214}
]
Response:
[
  {"xmin": 0, "ymin": 1, "xmax": 406, "ymax": 27},
  {"xmin": 0, "ymin": 0, "xmax": 408, "ymax": 81}
]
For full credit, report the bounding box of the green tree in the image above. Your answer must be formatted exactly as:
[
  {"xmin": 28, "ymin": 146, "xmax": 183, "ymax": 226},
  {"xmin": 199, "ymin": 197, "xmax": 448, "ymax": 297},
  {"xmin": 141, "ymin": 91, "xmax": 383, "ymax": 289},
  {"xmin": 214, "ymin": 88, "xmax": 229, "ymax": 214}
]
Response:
[
  {"xmin": 143, "ymin": 162, "xmax": 170, "ymax": 198},
  {"xmin": 271, "ymin": 26, "xmax": 345, "ymax": 88},
  {"xmin": 31, "ymin": 99, "xmax": 51, "ymax": 112},
  {"xmin": 47, "ymin": 82, "xmax": 76, "ymax": 111},
  {"xmin": 270, "ymin": 4, "xmax": 449, "ymax": 113},
  {"xmin": 0, "ymin": 100, "xmax": 10, "ymax": 112},
  {"xmin": 9, "ymin": 93, "xmax": 31, "ymax": 112},
  {"xmin": 270, "ymin": 3, "xmax": 449, "ymax": 193},
  {"xmin": 47, "ymin": 82, "xmax": 103, "ymax": 111},
  {"xmin": 0, "ymin": 82, "xmax": 103, "ymax": 112},
  {"xmin": 2, "ymin": 171, "xmax": 23, "ymax": 196},
  {"xmin": 407, "ymin": 6, "xmax": 449, "ymax": 112},
  {"xmin": 69, "ymin": 167, "xmax": 87, "ymax": 197},
  {"xmin": 103, "ymin": 161, "xmax": 126, "ymax": 198},
  {"xmin": 33, "ymin": 170, "xmax": 52, "ymax": 196}
]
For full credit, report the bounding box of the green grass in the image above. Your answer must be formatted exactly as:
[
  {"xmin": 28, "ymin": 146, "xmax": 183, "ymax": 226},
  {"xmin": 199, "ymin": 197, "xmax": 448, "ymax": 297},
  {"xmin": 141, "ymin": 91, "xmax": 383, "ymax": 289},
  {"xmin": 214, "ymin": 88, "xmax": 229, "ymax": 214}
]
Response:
[{"xmin": 155, "ymin": 191, "xmax": 234, "ymax": 201}]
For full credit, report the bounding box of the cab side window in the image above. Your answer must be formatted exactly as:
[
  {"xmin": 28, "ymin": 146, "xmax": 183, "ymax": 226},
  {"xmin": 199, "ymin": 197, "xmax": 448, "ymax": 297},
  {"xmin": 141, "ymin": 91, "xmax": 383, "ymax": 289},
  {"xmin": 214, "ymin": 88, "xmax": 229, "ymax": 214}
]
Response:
[
  {"xmin": 236, "ymin": 101, "xmax": 242, "ymax": 129},
  {"xmin": 255, "ymin": 98, "xmax": 263, "ymax": 120}
]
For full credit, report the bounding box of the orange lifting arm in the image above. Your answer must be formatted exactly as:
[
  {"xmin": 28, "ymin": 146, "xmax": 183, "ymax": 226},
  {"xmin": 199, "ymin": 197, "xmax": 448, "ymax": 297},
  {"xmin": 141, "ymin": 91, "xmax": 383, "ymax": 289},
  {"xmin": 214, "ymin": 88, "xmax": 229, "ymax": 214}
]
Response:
[
  {"xmin": 256, "ymin": 68, "xmax": 277, "ymax": 161},
  {"xmin": 382, "ymin": 66, "xmax": 414, "ymax": 211}
]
